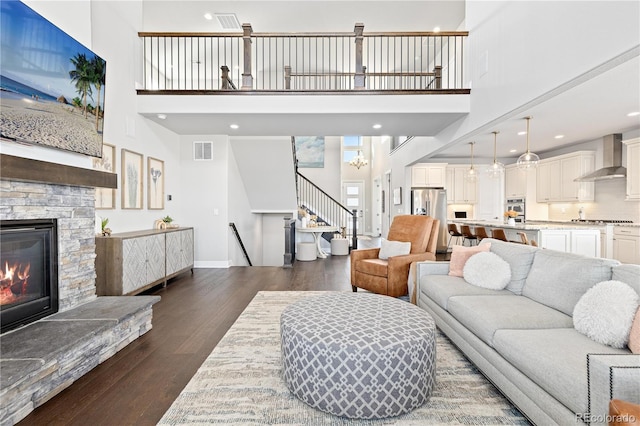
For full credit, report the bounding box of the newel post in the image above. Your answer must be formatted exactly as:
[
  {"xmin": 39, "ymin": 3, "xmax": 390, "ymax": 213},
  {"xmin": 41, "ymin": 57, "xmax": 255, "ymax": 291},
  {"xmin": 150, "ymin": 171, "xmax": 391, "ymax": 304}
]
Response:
[
  {"xmin": 354, "ymin": 23, "xmax": 365, "ymax": 90},
  {"xmin": 351, "ymin": 209, "xmax": 358, "ymax": 250},
  {"xmin": 284, "ymin": 66, "xmax": 291, "ymax": 90},
  {"xmin": 241, "ymin": 23, "xmax": 253, "ymax": 90},
  {"xmin": 434, "ymin": 65, "xmax": 442, "ymax": 89},
  {"xmin": 220, "ymin": 65, "xmax": 230, "ymax": 89}
]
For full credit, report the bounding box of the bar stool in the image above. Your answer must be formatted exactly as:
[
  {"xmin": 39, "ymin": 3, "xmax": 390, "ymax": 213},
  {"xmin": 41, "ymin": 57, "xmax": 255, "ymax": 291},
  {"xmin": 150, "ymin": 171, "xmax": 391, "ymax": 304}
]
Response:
[
  {"xmin": 460, "ymin": 225, "xmax": 478, "ymax": 246},
  {"xmin": 491, "ymin": 228, "xmax": 509, "ymax": 242},
  {"xmin": 447, "ymin": 223, "xmax": 464, "ymax": 249},
  {"xmin": 518, "ymin": 232, "xmax": 538, "ymax": 247},
  {"xmin": 474, "ymin": 226, "xmax": 490, "ymax": 241}
]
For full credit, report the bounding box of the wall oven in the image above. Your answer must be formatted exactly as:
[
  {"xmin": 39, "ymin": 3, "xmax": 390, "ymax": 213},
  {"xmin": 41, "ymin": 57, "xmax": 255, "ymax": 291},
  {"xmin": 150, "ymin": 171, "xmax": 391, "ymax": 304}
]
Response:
[{"xmin": 505, "ymin": 198, "xmax": 526, "ymax": 223}]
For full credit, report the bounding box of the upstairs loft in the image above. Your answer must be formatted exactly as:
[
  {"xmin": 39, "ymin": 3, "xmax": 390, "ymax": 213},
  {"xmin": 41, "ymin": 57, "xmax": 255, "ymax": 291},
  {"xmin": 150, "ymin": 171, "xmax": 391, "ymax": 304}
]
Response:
[{"xmin": 136, "ymin": 23, "xmax": 471, "ymax": 137}]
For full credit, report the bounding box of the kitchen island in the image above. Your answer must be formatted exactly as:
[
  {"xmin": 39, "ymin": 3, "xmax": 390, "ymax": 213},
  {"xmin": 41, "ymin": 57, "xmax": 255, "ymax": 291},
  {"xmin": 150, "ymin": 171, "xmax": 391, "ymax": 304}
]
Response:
[{"xmin": 451, "ymin": 220, "xmax": 603, "ymax": 258}]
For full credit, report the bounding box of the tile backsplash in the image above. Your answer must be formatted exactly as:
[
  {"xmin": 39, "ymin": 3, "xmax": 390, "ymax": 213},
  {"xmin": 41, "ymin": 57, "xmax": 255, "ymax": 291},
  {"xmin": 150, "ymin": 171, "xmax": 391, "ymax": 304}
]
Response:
[{"xmin": 548, "ymin": 179, "xmax": 640, "ymax": 222}]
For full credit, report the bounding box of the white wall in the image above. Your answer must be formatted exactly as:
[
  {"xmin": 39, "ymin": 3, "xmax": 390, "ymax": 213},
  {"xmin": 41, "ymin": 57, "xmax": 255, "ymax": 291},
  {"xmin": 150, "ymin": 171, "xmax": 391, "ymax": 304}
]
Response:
[
  {"xmin": 398, "ymin": 1, "xmax": 639, "ymax": 166},
  {"xmin": 227, "ymin": 145, "xmax": 261, "ymax": 266},
  {"xmin": 180, "ymin": 135, "xmax": 231, "ymax": 267},
  {"xmin": 297, "ymin": 136, "xmax": 342, "ymax": 201}
]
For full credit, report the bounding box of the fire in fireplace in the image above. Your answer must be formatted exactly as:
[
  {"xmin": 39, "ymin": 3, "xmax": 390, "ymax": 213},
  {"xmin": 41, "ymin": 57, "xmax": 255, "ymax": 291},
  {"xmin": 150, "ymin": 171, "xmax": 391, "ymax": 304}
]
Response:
[{"xmin": 0, "ymin": 219, "xmax": 58, "ymax": 333}]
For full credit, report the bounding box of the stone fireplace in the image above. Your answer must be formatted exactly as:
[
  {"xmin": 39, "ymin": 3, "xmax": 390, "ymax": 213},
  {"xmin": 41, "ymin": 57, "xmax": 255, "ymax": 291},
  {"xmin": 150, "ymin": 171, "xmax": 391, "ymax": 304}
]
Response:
[
  {"xmin": 0, "ymin": 156, "xmax": 159, "ymax": 425},
  {"xmin": 0, "ymin": 179, "xmax": 98, "ymax": 313}
]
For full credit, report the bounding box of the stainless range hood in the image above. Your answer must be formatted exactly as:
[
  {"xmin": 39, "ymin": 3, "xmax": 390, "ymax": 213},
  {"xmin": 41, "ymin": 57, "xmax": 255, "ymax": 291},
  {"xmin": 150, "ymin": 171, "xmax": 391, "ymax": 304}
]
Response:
[{"xmin": 574, "ymin": 134, "xmax": 626, "ymax": 182}]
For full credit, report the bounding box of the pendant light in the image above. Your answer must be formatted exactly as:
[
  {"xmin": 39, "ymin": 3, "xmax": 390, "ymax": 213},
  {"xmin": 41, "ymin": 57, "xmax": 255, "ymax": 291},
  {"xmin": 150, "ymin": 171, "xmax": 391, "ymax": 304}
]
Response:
[
  {"xmin": 466, "ymin": 142, "xmax": 477, "ymax": 182},
  {"xmin": 487, "ymin": 131, "xmax": 505, "ymax": 178},
  {"xmin": 516, "ymin": 116, "xmax": 540, "ymax": 170}
]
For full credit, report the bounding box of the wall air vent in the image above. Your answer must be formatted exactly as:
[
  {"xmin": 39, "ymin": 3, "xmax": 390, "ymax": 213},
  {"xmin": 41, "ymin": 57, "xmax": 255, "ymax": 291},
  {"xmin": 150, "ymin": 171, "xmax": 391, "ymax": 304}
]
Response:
[
  {"xmin": 215, "ymin": 13, "xmax": 241, "ymax": 30},
  {"xmin": 193, "ymin": 141, "xmax": 213, "ymax": 161}
]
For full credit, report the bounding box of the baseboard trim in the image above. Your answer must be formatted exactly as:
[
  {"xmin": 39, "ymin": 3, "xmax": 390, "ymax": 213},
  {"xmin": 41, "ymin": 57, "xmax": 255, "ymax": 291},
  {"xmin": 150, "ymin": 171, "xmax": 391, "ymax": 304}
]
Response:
[{"xmin": 194, "ymin": 261, "xmax": 231, "ymax": 268}]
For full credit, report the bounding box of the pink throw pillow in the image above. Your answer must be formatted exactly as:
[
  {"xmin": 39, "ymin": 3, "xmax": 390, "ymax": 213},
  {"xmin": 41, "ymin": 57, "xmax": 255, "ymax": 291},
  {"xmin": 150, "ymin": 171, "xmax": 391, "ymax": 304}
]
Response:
[
  {"xmin": 629, "ymin": 307, "xmax": 640, "ymax": 354},
  {"xmin": 448, "ymin": 244, "xmax": 491, "ymax": 277}
]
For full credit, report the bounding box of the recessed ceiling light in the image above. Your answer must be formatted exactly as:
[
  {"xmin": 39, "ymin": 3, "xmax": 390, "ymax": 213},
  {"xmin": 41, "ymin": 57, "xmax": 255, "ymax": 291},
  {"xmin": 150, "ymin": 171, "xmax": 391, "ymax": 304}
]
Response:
[
  {"xmin": 628, "ymin": 111, "xmax": 640, "ymax": 117},
  {"xmin": 517, "ymin": 131, "xmax": 527, "ymax": 136},
  {"xmin": 157, "ymin": 114, "xmax": 167, "ymax": 120},
  {"xmin": 509, "ymin": 149, "xmax": 517, "ymax": 153},
  {"xmin": 433, "ymin": 26, "xmax": 441, "ymax": 33},
  {"xmin": 230, "ymin": 124, "xmax": 239, "ymax": 129},
  {"xmin": 373, "ymin": 124, "xmax": 382, "ymax": 129},
  {"xmin": 203, "ymin": 13, "xmax": 213, "ymax": 20},
  {"xmin": 554, "ymin": 135, "xmax": 564, "ymax": 139}
]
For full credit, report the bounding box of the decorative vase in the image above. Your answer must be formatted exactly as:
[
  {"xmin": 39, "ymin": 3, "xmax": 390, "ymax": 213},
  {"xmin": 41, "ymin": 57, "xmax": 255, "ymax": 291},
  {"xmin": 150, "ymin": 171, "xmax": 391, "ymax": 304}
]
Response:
[{"xmin": 507, "ymin": 218, "xmax": 516, "ymax": 226}]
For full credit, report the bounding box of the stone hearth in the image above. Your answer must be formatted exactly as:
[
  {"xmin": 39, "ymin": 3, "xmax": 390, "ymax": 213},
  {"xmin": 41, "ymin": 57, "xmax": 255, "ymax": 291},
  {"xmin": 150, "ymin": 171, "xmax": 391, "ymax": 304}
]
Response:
[{"xmin": 0, "ymin": 177, "xmax": 159, "ymax": 425}]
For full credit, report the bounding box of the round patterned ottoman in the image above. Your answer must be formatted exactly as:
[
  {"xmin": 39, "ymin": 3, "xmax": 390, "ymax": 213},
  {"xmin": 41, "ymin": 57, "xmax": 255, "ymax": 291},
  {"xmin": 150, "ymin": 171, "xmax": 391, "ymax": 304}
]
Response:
[{"xmin": 280, "ymin": 292, "xmax": 436, "ymax": 419}]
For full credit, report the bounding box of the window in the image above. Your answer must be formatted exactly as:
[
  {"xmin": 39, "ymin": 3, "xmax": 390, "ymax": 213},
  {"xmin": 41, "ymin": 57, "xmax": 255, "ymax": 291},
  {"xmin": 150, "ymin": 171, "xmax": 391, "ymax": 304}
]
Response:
[{"xmin": 343, "ymin": 136, "xmax": 363, "ymax": 163}]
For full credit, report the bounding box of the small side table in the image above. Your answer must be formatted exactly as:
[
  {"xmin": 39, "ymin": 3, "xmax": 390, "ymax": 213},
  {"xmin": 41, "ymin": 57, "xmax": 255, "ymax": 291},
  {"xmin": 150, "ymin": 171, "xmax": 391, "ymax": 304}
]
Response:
[{"xmin": 296, "ymin": 226, "xmax": 338, "ymax": 258}]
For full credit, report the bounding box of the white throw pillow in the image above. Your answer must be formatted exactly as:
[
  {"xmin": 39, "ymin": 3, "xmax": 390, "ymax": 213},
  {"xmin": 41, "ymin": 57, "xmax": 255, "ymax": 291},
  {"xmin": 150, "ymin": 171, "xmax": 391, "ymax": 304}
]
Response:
[
  {"xmin": 378, "ymin": 239, "xmax": 411, "ymax": 260},
  {"xmin": 463, "ymin": 251, "xmax": 511, "ymax": 290},
  {"xmin": 573, "ymin": 280, "xmax": 640, "ymax": 348}
]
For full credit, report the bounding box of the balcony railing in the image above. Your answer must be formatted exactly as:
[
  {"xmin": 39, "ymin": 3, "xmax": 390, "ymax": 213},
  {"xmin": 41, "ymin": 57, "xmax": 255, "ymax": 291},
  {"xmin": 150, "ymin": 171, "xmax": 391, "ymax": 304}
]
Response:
[{"xmin": 139, "ymin": 23, "xmax": 468, "ymax": 93}]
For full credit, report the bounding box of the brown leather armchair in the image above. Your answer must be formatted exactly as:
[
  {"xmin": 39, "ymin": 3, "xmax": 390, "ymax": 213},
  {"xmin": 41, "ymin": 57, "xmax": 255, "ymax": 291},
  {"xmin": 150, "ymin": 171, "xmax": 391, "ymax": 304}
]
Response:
[{"xmin": 350, "ymin": 215, "xmax": 439, "ymax": 297}]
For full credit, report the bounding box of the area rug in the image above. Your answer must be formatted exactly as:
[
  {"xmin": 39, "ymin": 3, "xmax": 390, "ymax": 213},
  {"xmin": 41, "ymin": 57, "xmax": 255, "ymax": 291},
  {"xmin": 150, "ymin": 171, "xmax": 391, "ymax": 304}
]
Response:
[{"xmin": 158, "ymin": 291, "xmax": 529, "ymax": 425}]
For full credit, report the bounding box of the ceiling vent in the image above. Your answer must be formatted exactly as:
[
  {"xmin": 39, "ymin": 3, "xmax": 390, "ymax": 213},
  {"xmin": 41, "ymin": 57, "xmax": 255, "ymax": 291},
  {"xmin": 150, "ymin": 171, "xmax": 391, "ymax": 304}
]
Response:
[
  {"xmin": 215, "ymin": 13, "xmax": 241, "ymax": 30},
  {"xmin": 193, "ymin": 141, "xmax": 213, "ymax": 161}
]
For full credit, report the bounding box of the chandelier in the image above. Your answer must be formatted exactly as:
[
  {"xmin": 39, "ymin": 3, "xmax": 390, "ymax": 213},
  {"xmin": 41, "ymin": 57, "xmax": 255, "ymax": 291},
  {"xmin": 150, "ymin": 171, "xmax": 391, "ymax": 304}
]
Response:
[
  {"xmin": 517, "ymin": 116, "xmax": 540, "ymax": 170},
  {"xmin": 349, "ymin": 150, "xmax": 369, "ymax": 169},
  {"xmin": 486, "ymin": 131, "xmax": 505, "ymax": 178}
]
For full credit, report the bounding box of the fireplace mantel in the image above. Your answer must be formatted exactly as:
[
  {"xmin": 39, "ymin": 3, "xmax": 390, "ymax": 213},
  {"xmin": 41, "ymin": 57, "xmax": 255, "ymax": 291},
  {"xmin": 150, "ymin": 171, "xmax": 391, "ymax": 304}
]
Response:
[{"xmin": 0, "ymin": 154, "xmax": 117, "ymax": 189}]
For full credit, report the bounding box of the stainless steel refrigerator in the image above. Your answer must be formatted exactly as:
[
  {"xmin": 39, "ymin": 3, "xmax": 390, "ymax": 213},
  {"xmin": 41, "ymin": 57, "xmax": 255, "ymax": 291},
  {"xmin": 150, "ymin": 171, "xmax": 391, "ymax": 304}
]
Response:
[{"xmin": 411, "ymin": 187, "xmax": 448, "ymax": 253}]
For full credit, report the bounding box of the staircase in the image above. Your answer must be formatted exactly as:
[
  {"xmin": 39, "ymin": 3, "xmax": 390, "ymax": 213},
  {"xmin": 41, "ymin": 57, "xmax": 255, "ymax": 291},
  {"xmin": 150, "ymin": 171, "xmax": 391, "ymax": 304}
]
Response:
[{"xmin": 293, "ymin": 138, "xmax": 358, "ymax": 251}]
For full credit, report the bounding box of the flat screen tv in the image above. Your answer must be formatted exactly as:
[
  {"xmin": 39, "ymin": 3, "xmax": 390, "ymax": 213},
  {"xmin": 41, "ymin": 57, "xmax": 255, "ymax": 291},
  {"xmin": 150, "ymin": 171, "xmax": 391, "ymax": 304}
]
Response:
[{"xmin": 0, "ymin": 0, "xmax": 106, "ymax": 157}]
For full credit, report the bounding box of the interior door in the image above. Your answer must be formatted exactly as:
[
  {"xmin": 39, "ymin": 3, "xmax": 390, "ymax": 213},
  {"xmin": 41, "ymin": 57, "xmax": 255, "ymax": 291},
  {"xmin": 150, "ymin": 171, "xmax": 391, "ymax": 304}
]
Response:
[
  {"xmin": 373, "ymin": 177, "xmax": 382, "ymax": 236},
  {"xmin": 342, "ymin": 181, "xmax": 364, "ymax": 235}
]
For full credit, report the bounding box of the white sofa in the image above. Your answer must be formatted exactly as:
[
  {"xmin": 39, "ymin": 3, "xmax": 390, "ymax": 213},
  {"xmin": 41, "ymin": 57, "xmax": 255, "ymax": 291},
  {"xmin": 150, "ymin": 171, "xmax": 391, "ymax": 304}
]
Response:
[{"xmin": 416, "ymin": 238, "xmax": 640, "ymax": 425}]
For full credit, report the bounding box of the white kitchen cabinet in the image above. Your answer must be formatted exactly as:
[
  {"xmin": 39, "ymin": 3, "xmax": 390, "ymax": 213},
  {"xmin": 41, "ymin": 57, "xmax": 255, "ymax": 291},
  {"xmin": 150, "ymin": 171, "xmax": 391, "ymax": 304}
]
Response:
[
  {"xmin": 412, "ymin": 163, "xmax": 446, "ymax": 187},
  {"xmin": 539, "ymin": 229, "xmax": 600, "ymax": 257},
  {"xmin": 536, "ymin": 160, "xmax": 561, "ymax": 202},
  {"xmin": 624, "ymin": 138, "xmax": 640, "ymax": 200},
  {"xmin": 445, "ymin": 166, "xmax": 477, "ymax": 204},
  {"xmin": 540, "ymin": 229, "xmax": 570, "ymax": 252},
  {"xmin": 537, "ymin": 152, "xmax": 595, "ymax": 203},
  {"xmin": 613, "ymin": 226, "xmax": 640, "ymax": 264},
  {"xmin": 505, "ymin": 165, "xmax": 527, "ymax": 198},
  {"xmin": 570, "ymin": 230, "xmax": 601, "ymax": 258}
]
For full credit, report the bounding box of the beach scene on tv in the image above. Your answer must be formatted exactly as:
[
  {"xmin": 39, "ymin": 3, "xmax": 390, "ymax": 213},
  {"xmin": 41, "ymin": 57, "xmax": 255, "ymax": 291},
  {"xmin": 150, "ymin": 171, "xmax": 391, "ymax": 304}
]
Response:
[{"xmin": 0, "ymin": 0, "xmax": 105, "ymax": 158}]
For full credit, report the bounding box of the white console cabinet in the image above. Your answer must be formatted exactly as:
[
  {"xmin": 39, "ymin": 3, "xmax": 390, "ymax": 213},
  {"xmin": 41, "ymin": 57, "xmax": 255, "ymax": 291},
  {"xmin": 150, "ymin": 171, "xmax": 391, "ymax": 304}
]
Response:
[{"xmin": 96, "ymin": 227, "xmax": 194, "ymax": 295}]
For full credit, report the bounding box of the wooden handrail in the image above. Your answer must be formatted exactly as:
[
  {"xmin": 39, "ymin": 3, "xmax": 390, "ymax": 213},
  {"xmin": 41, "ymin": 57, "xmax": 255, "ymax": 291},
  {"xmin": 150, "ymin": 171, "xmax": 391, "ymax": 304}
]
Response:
[{"xmin": 138, "ymin": 30, "xmax": 469, "ymax": 38}]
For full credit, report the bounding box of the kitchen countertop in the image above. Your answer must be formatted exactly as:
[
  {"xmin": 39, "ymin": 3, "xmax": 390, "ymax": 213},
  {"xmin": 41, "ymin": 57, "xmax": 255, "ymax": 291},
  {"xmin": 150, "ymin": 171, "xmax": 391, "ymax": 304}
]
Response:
[{"xmin": 450, "ymin": 220, "xmax": 606, "ymax": 231}]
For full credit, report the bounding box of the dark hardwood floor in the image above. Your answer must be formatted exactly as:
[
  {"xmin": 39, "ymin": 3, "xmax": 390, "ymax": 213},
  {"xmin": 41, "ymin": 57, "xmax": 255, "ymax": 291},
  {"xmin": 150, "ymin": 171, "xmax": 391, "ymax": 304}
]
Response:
[{"xmin": 20, "ymin": 244, "xmax": 378, "ymax": 426}]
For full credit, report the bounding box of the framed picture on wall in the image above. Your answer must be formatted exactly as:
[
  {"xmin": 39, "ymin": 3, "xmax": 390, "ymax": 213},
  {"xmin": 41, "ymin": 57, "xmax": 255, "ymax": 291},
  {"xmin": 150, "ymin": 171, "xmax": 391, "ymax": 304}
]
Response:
[
  {"xmin": 121, "ymin": 149, "xmax": 143, "ymax": 209},
  {"xmin": 147, "ymin": 157, "xmax": 164, "ymax": 210},
  {"xmin": 393, "ymin": 187, "xmax": 402, "ymax": 205},
  {"xmin": 92, "ymin": 143, "xmax": 116, "ymax": 209}
]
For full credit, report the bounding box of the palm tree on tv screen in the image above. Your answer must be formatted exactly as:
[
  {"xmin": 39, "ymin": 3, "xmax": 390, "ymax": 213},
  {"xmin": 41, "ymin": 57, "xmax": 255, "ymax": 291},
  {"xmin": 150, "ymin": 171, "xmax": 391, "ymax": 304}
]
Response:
[
  {"xmin": 69, "ymin": 53, "xmax": 92, "ymax": 118},
  {"xmin": 91, "ymin": 56, "xmax": 106, "ymax": 131}
]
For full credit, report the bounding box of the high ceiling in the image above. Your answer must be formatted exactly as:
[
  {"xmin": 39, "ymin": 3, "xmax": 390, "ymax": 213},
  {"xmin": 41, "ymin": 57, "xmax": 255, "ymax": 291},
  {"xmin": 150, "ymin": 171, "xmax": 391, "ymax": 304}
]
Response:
[{"xmin": 139, "ymin": 0, "xmax": 640, "ymax": 160}]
